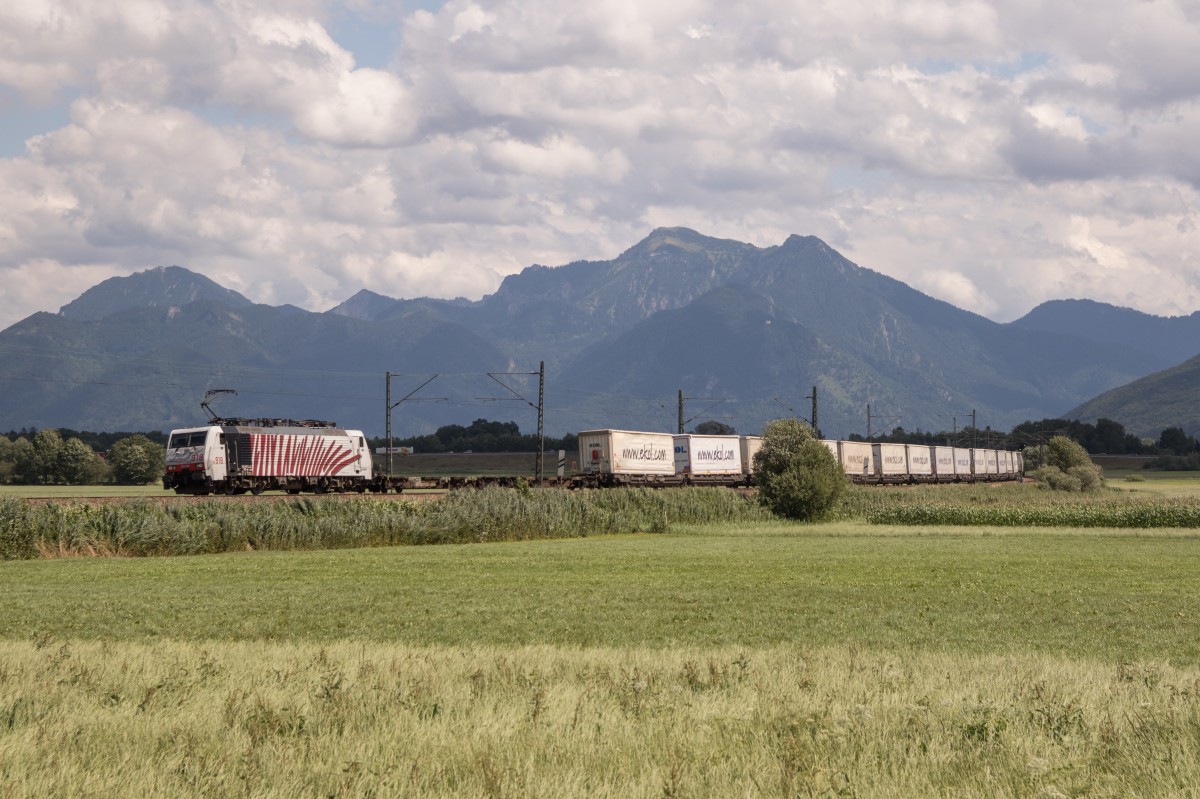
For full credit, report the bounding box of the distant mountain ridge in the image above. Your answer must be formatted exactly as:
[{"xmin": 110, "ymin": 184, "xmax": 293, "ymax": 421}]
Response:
[
  {"xmin": 1009, "ymin": 299, "xmax": 1200, "ymax": 369},
  {"xmin": 0, "ymin": 228, "xmax": 1195, "ymax": 437},
  {"xmin": 1067, "ymin": 354, "xmax": 1200, "ymax": 438},
  {"xmin": 59, "ymin": 265, "xmax": 254, "ymax": 321}
]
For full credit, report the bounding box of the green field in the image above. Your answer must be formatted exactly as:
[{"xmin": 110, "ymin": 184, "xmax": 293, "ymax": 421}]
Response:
[
  {"xmin": 3, "ymin": 516, "xmax": 1200, "ymax": 797},
  {"xmin": 0, "ymin": 484, "xmax": 179, "ymax": 499},
  {"xmin": 2, "ymin": 524, "xmax": 1199, "ymax": 658},
  {"xmin": 1105, "ymin": 469, "xmax": 1200, "ymax": 497}
]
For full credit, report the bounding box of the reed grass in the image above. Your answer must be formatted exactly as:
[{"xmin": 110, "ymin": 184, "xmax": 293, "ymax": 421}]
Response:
[
  {"xmin": 0, "ymin": 488, "xmax": 771, "ymax": 559},
  {"xmin": 6, "ymin": 483, "xmax": 1200, "ymax": 563}
]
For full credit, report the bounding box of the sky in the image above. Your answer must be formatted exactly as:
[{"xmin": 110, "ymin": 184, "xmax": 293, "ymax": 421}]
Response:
[{"xmin": 1, "ymin": 0, "xmax": 1198, "ymax": 332}]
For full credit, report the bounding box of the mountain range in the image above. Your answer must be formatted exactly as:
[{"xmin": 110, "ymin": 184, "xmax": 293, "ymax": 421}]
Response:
[{"xmin": 0, "ymin": 228, "xmax": 1194, "ymax": 438}]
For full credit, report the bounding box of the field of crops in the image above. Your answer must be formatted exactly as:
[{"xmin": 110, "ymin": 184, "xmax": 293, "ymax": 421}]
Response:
[
  {"xmin": 3, "ymin": 638, "xmax": 1196, "ymax": 798},
  {"xmin": 3, "ymin": 480, "xmax": 1200, "ymax": 796}
]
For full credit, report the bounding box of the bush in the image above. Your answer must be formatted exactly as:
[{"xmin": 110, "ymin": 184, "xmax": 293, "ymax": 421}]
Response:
[
  {"xmin": 1030, "ymin": 436, "xmax": 1104, "ymax": 492},
  {"xmin": 753, "ymin": 418, "xmax": 846, "ymax": 520}
]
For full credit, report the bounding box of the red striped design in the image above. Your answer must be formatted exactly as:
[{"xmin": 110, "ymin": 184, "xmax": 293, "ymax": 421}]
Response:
[{"xmin": 250, "ymin": 433, "xmax": 362, "ymax": 478}]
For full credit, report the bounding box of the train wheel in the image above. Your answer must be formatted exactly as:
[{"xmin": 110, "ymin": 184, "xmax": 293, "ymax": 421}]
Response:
[{"xmin": 250, "ymin": 485, "xmax": 263, "ymax": 496}]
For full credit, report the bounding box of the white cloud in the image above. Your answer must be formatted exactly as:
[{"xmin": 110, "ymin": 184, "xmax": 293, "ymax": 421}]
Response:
[{"xmin": 0, "ymin": 0, "xmax": 1199, "ymax": 332}]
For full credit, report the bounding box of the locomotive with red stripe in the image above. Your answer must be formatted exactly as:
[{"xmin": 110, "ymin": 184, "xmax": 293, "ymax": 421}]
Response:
[{"xmin": 163, "ymin": 418, "xmax": 373, "ymax": 495}]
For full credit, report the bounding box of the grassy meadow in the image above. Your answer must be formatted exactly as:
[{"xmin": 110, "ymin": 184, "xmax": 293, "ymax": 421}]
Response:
[
  {"xmin": 0, "ymin": 484, "xmax": 179, "ymax": 499},
  {"xmin": 3, "ymin": 480, "xmax": 1200, "ymax": 796}
]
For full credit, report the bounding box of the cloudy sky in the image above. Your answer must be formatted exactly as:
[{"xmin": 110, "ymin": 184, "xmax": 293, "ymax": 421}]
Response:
[{"xmin": 1, "ymin": 0, "xmax": 1198, "ymax": 332}]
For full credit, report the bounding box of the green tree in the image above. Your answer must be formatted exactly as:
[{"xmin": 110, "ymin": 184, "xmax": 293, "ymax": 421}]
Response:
[
  {"xmin": 1030, "ymin": 435, "xmax": 1104, "ymax": 492},
  {"xmin": 1159, "ymin": 427, "xmax": 1196, "ymax": 455},
  {"xmin": 31, "ymin": 429, "xmax": 65, "ymax": 484},
  {"xmin": 10, "ymin": 437, "xmax": 35, "ymax": 484},
  {"xmin": 55, "ymin": 438, "xmax": 101, "ymax": 485},
  {"xmin": 753, "ymin": 418, "xmax": 846, "ymax": 520},
  {"xmin": 109, "ymin": 435, "xmax": 166, "ymax": 485},
  {"xmin": 0, "ymin": 436, "xmax": 14, "ymax": 484},
  {"xmin": 693, "ymin": 420, "xmax": 737, "ymax": 435}
]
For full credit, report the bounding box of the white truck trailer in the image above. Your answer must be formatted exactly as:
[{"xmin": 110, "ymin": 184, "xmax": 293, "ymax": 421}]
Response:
[{"xmin": 577, "ymin": 429, "xmax": 676, "ymax": 486}]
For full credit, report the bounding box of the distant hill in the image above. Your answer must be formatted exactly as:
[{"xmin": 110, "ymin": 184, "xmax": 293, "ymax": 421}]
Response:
[
  {"xmin": 327, "ymin": 289, "xmax": 399, "ymax": 321},
  {"xmin": 1067, "ymin": 354, "xmax": 1200, "ymax": 438},
  {"xmin": 59, "ymin": 265, "xmax": 253, "ymax": 321},
  {"xmin": 0, "ymin": 228, "xmax": 1191, "ymax": 436},
  {"xmin": 1008, "ymin": 299, "xmax": 1200, "ymax": 369}
]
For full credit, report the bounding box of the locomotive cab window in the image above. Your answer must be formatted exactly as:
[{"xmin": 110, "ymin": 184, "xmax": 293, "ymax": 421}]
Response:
[{"xmin": 169, "ymin": 432, "xmax": 207, "ymax": 449}]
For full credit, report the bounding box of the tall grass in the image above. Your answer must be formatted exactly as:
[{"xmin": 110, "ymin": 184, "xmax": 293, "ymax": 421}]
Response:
[
  {"xmin": 8, "ymin": 483, "xmax": 1199, "ymax": 561},
  {"xmin": 0, "ymin": 488, "xmax": 771, "ymax": 559},
  {"xmin": 2, "ymin": 639, "xmax": 1198, "ymax": 798}
]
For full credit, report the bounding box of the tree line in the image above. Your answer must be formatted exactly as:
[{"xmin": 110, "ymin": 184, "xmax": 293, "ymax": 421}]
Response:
[
  {"xmin": 370, "ymin": 418, "xmax": 579, "ymax": 454},
  {"xmin": 847, "ymin": 417, "xmax": 1196, "ymax": 457},
  {"xmin": 0, "ymin": 429, "xmax": 164, "ymax": 485}
]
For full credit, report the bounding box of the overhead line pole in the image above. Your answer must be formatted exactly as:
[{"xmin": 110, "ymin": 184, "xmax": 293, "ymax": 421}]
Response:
[
  {"xmin": 485, "ymin": 363, "xmax": 545, "ymax": 484},
  {"xmin": 807, "ymin": 385, "xmax": 818, "ymax": 437},
  {"xmin": 537, "ymin": 361, "xmax": 545, "ymax": 485},
  {"xmin": 384, "ymin": 373, "xmax": 442, "ymax": 479}
]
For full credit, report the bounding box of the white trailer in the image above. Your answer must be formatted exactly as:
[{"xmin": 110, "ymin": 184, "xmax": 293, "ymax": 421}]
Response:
[
  {"xmin": 874, "ymin": 443, "xmax": 908, "ymax": 482},
  {"xmin": 578, "ymin": 429, "xmax": 675, "ymax": 482},
  {"xmin": 838, "ymin": 441, "xmax": 875, "ymax": 480},
  {"xmin": 933, "ymin": 446, "xmax": 956, "ymax": 482},
  {"xmin": 674, "ymin": 434, "xmax": 743, "ymax": 478},
  {"xmin": 906, "ymin": 445, "xmax": 934, "ymax": 481},
  {"xmin": 740, "ymin": 436, "xmax": 763, "ymax": 476},
  {"xmin": 998, "ymin": 450, "xmax": 1013, "ymax": 478},
  {"xmin": 953, "ymin": 447, "xmax": 973, "ymax": 480},
  {"xmin": 972, "ymin": 448, "xmax": 998, "ymax": 478}
]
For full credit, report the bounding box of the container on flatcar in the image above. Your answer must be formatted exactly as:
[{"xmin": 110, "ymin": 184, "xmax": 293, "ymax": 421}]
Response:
[
  {"xmin": 740, "ymin": 436, "xmax": 763, "ymax": 476},
  {"xmin": 873, "ymin": 443, "xmax": 908, "ymax": 482},
  {"xmin": 838, "ymin": 441, "xmax": 874, "ymax": 480},
  {"xmin": 998, "ymin": 450, "xmax": 1013, "ymax": 478},
  {"xmin": 971, "ymin": 448, "xmax": 998, "ymax": 478},
  {"xmin": 673, "ymin": 434, "xmax": 743, "ymax": 477},
  {"xmin": 953, "ymin": 448, "xmax": 972, "ymax": 480},
  {"xmin": 906, "ymin": 445, "xmax": 934, "ymax": 481},
  {"xmin": 578, "ymin": 429, "xmax": 675, "ymax": 478},
  {"xmin": 933, "ymin": 446, "xmax": 956, "ymax": 482}
]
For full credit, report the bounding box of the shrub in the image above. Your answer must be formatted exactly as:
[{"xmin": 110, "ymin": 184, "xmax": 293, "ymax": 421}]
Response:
[
  {"xmin": 1030, "ymin": 436, "xmax": 1104, "ymax": 492},
  {"xmin": 753, "ymin": 418, "xmax": 846, "ymax": 521}
]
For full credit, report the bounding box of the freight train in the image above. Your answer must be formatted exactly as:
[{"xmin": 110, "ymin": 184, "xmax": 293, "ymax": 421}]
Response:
[
  {"xmin": 163, "ymin": 421, "xmax": 1023, "ymax": 495},
  {"xmin": 574, "ymin": 429, "xmax": 1022, "ymax": 487}
]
